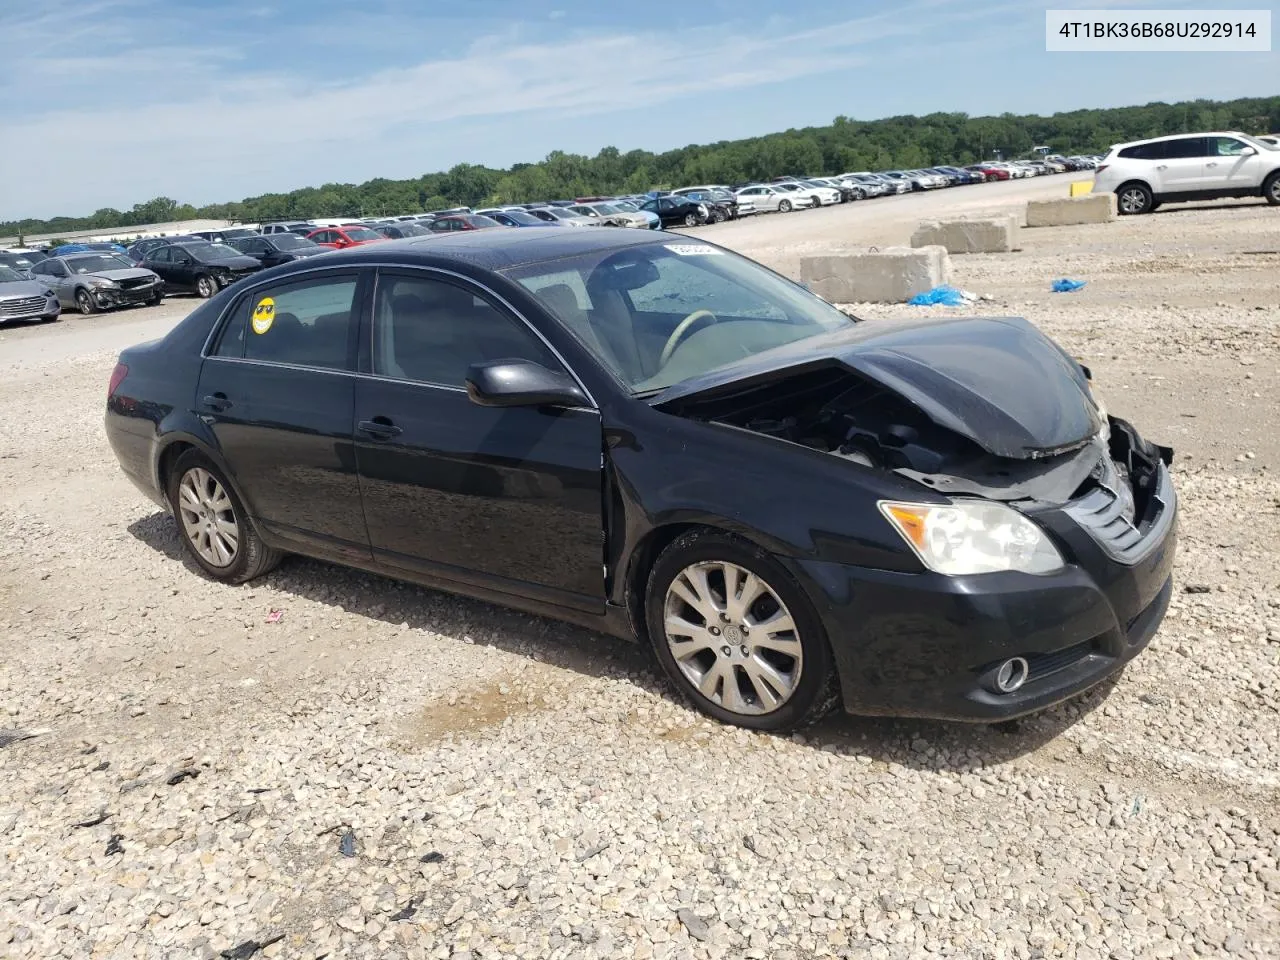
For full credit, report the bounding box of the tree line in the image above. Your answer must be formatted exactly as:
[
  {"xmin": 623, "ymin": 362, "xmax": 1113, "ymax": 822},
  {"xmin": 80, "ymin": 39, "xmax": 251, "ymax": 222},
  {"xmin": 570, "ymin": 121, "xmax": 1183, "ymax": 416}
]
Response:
[{"xmin": 7, "ymin": 95, "xmax": 1279, "ymax": 236}]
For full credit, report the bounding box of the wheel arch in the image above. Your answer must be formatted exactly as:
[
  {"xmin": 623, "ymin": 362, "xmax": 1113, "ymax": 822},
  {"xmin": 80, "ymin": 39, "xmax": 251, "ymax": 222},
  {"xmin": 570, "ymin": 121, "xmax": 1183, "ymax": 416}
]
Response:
[{"xmin": 154, "ymin": 433, "xmax": 253, "ymax": 521}]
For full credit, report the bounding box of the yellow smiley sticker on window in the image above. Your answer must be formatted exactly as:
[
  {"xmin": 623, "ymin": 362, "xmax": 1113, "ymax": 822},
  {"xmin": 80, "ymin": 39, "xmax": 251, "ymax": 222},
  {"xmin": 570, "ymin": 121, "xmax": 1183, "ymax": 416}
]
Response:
[{"xmin": 251, "ymin": 297, "xmax": 275, "ymax": 334}]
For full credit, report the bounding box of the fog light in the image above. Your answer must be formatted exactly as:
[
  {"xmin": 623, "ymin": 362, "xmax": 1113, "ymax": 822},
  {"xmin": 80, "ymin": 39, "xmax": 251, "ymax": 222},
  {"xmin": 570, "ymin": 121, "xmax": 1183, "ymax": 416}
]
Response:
[{"xmin": 993, "ymin": 657, "xmax": 1029, "ymax": 694}]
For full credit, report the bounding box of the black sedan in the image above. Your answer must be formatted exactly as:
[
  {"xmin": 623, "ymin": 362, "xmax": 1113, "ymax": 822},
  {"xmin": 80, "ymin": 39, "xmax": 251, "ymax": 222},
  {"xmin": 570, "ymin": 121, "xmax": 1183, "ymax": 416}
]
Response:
[
  {"xmin": 105, "ymin": 229, "xmax": 1177, "ymax": 731},
  {"xmin": 141, "ymin": 241, "xmax": 263, "ymax": 298},
  {"xmin": 228, "ymin": 233, "xmax": 326, "ymax": 267},
  {"xmin": 638, "ymin": 195, "xmax": 708, "ymax": 227}
]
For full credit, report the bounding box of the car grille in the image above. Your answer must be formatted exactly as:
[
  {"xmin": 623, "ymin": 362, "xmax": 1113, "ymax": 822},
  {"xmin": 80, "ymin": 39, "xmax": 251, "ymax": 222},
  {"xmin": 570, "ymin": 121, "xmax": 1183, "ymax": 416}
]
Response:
[
  {"xmin": 1064, "ymin": 462, "xmax": 1174, "ymax": 564},
  {"xmin": 0, "ymin": 295, "xmax": 47, "ymax": 317},
  {"xmin": 1025, "ymin": 640, "xmax": 1096, "ymax": 682},
  {"xmin": 118, "ymin": 277, "xmax": 153, "ymax": 290}
]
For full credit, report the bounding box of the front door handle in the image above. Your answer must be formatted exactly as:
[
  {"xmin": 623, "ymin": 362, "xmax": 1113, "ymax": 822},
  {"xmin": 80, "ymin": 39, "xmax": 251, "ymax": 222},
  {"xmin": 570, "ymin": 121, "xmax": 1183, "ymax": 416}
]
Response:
[
  {"xmin": 202, "ymin": 393, "xmax": 232, "ymax": 412},
  {"xmin": 358, "ymin": 417, "xmax": 402, "ymax": 440},
  {"xmin": 1155, "ymin": 164, "xmax": 1168, "ymax": 171}
]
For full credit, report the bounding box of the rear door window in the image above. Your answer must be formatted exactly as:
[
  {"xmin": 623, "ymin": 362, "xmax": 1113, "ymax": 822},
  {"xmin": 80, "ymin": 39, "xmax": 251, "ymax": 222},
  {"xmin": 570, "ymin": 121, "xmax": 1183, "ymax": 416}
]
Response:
[{"xmin": 214, "ymin": 273, "xmax": 361, "ymax": 369}]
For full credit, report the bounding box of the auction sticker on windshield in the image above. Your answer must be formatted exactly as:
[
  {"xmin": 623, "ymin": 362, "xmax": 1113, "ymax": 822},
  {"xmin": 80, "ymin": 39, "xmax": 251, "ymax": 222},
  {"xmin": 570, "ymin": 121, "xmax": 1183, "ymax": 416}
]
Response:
[
  {"xmin": 665, "ymin": 244, "xmax": 723, "ymax": 256},
  {"xmin": 251, "ymin": 297, "xmax": 275, "ymax": 334}
]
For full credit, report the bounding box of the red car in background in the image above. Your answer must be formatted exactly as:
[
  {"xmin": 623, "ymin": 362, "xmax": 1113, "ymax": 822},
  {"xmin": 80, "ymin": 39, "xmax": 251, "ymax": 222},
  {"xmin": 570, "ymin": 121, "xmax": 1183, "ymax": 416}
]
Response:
[
  {"xmin": 305, "ymin": 225, "xmax": 387, "ymax": 249},
  {"xmin": 967, "ymin": 164, "xmax": 1010, "ymax": 181}
]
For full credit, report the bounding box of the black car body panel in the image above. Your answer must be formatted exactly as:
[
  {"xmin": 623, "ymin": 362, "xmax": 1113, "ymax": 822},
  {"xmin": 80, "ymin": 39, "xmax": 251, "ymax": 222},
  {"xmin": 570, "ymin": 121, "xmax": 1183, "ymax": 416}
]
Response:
[{"xmin": 105, "ymin": 230, "xmax": 1177, "ymax": 723}]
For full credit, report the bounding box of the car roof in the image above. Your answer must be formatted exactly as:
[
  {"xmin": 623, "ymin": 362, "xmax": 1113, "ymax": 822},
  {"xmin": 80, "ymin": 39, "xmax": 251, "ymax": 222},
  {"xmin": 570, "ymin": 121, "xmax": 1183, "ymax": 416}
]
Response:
[
  {"xmin": 277, "ymin": 225, "xmax": 674, "ymax": 273},
  {"xmin": 1111, "ymin": 131, "xmax": 1247, "ymax": 149}
]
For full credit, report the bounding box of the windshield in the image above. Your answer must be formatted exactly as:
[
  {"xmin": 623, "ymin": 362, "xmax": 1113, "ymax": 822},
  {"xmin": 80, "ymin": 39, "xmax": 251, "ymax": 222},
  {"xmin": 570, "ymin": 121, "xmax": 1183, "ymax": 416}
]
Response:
[
  {"xmin": 0, "ymin": 265, "xmax": 27, "ymax": 282},
  {"xmin": 0, "ymin": 255, "xmax": 34, "ymax": 271},
  {"xmin": 505, "ymin": 241, "xmax": 853, "ymax": 393},
  {"xmin": 1240, "ymin": 133, "xmax": 1279, "ymax": 151},
  {"xmin": 344, "ymin": 227, "xmax": 383, "ymax": 241},
  {"xmin": 501, "ymin": 210, "xmax": 543, "ymax": 225},
  {"xmin": 184, "ymin": 242, "xmax": 239, "ymax": 262},
  {"xmin": 273, "ymin": 234, "xmax": 317, "ymax": 250},
  {"xmin": 65, "ymin": 254, "xmax": 135, "ymax": 272}
]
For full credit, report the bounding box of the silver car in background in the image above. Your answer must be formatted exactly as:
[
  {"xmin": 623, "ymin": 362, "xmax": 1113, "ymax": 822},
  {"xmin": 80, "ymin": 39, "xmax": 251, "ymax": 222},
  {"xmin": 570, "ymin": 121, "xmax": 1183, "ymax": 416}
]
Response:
[{"xmin": 0, "ymin": 264, "xmax": 61, "ymax": 324}]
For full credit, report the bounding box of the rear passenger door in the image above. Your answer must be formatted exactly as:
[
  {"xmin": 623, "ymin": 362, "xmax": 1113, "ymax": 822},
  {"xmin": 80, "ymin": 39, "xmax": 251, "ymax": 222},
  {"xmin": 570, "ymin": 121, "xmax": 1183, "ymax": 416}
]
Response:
[
  {"xmin": 196, "ymin": 268, "xmax": 371, "ymax": 561},
  {"xmin": 352, "ymin": 269, "xmax": 605, "ymax": 612}
]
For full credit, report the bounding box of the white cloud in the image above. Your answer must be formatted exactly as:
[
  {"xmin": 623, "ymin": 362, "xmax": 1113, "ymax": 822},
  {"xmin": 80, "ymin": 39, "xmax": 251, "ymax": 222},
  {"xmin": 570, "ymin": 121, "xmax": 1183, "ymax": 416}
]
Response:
[{"xmin": 0, "ymin": 1, "xmax": 1086, "ymax": 216}]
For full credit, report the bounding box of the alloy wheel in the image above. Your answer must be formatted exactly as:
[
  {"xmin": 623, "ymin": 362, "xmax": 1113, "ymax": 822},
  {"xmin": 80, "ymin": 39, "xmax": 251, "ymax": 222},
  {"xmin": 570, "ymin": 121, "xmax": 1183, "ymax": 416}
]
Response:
[
  {"xmin": 1268, "ymin": 177, "xmax": 1280, "ymax": 203},
  {"xmin": 196, "ymin": 276, "xmax": 217, "ymax": 298},
  {"xmin": 1118, "ymin": 187, "xmax": 1149, "ymax": 214},
  {"xmin": 177, "ymin": 467, "xmax": 239, "ymax": 567},
  {"xmin": 662, "ymin": 560, "xmax": 803, "ymax": 716},
  {"xmin": 76, "ymin": 290, "xmax": 95, "ymax": 314}
]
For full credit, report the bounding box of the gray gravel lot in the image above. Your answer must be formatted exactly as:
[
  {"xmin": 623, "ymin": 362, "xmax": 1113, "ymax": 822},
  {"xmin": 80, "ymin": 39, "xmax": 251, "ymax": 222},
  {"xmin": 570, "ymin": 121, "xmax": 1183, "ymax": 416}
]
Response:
[{"xmin": 1, "ymin": 178, "xmax": 1278, "ymax": 959}]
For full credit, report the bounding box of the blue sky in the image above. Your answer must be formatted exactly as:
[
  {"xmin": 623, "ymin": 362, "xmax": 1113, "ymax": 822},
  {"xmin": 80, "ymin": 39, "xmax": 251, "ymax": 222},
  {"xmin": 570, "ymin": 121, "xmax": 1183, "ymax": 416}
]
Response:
[{"xmin": 1, "ymin": 0, "xmax": 1275, "ymax": 219}]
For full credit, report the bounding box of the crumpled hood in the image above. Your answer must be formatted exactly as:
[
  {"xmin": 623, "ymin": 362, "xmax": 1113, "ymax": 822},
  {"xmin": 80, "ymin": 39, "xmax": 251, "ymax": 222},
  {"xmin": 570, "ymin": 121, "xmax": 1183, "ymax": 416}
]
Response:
[
  {"xmin": 653, "ymin": 316, "xmax": 1102, "ymax": 460},
  {"xmin": 78, "ymin": 267, "xmax": 159, "ymax": 282}
]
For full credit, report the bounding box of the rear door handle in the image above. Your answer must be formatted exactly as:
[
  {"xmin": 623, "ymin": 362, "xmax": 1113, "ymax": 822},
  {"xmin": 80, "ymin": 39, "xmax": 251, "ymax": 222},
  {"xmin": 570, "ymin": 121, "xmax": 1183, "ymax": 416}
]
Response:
[
  {"xmin": 202, "ymin": 393, "xmax": 232, "ymax": 412},
  {"xmin": 1155, "ymin": 165, "xmax": 1168, "ymax": 170},
  {"xmin": 358, "ymin": 417, "xmax": 402, "ymax": 440},
  {"xmin": 1205, "ymin": 162, "xmax": 1218, "ymax": 168}
]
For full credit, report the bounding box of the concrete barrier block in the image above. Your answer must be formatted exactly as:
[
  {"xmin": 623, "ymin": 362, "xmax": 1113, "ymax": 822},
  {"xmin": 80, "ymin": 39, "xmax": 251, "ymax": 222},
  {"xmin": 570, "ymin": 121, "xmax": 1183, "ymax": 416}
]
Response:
[
  {"xmin": 801, "ymin": 246, "xmax": 951, "ymax": 303},
  {"xmin": 910, "ymin": 215, "xmax": 1018, "ymax": 254},
  {"xmin": 1025, "ymin": 193, "xmax": 1115, "ymax": 227}
]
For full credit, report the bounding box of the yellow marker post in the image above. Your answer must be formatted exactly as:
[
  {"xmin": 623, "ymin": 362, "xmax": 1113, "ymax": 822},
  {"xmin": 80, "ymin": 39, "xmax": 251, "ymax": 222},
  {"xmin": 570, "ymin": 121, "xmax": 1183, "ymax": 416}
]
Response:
[{"xmin": 251, "ymin": 297, "xmax": 275, "ymax": 334}]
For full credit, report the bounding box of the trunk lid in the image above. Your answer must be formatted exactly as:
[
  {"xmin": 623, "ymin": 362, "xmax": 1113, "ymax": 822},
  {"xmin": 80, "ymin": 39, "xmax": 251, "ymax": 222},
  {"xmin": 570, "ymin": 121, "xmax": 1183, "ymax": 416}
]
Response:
[{"xmin": 652, "ymin": 316, "xmax": 1101, "ymax": 460}]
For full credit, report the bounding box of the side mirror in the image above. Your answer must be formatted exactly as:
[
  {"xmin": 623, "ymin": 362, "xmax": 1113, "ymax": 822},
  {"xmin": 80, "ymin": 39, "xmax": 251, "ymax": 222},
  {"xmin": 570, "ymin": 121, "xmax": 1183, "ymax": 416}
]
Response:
[
  {"xmin": 465, "ymin": 360, "xmax": 587, "ymax": 409},
  {"xmin": 178, "ymin": 257, "xmax": 192, "ymax": 265},
  {"xmin": 1240, "ymin": 146, "xmax": 1256, "ymax": 156}
]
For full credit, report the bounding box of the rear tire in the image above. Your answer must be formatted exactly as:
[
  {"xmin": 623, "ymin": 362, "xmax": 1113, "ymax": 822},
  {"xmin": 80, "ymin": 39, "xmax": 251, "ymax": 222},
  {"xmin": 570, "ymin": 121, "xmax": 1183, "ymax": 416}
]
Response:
[
  {"xmin": 645, "ymin": 529, "xmax": 838, "ymax": 732},
  {"xmin": 1263, "ymin": 171, "xmax": 1280, "ymax": 206},
  {"xmin": 195, "ymin": 275, "xmax": 217, "ymax": 299},
  {"xmin": 1116, "ymin": 182, "xmax": 1154, "ymax": 215},
  {"xmin": 167, "ymin": 450, "xmax": 282, "ymax": 584}
]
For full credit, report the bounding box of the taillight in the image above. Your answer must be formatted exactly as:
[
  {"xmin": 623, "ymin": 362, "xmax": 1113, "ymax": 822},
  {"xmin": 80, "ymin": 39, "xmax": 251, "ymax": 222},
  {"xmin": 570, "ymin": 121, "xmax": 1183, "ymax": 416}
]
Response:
[{"xmin": 108, "ymin": 362, "xmax": 128, "ymax": 398}]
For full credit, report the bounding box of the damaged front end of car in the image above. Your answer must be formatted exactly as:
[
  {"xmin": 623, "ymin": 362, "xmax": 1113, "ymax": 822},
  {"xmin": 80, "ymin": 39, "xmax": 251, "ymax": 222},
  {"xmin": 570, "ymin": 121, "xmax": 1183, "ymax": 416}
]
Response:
[{"xmin": 651, "ymin": 314, "xmax": 1178, "ymax": 720}]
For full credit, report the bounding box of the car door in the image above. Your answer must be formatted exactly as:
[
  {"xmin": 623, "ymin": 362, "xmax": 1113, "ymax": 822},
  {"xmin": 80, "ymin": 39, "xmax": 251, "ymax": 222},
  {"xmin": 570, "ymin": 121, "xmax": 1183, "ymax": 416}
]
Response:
[
  {"xmin": 1205, "ymin": 136, "xmax": 1266, "ymax": 192},
  {"xmin": 234, "ymin": 237, "xmax": 269, "ymax": 266},
  {"xmin": 34, "ymin": 260, "xmax": 69, "ymax": 305},
  {"xmin": 1147, "ymin": 138, "xmax": 1207, "ymax": 193},
  {"xmin": 353, "ymin": 268, "xmax": 605, "ymax": 612},
  {"xmin": 196, "ymin": 268, "xmax": 371, "ymax": 561},
  {"xmin": 146, "ymin": 246, "xmax": 179, "ymax": 290}
]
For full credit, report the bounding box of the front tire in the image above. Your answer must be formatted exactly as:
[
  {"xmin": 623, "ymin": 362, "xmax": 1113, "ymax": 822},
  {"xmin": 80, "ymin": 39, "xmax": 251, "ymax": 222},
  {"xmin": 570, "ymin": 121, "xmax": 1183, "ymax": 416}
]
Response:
[
  {"xmin": 682, "ymin": 213, "xmax": 698, "ymax": 227},
  {"xmin": 195, "ymin": 275, "xmax": 218, "ymax": 299},
  {"xmin": 167, "ymin": 450, "xmax": 282, "ymax": 584},
  {"xmin": 778, "ymin": 199, "xmax": 792, "ymax": 213},
  {"xmin": 711, "ymin": 208, "xmax": 727, "ymax": 223},
  {"xmin": 1116, "ymin": 182, "xmax": 1154, "ymax": 215},
  {"xmin": 645, "ymin": 529, "xmax": 837, "ymax": 732},
  {"xmin": 148, "ymin": 293, "xmax": 163, "ymax": 306},
  {"xmin": 1263, "ymin": 171, "xmax": 1280, "ymax": 206},
  {"xmin": 75, "ymin": 289, "xmax": 96, "ymax": 315}
]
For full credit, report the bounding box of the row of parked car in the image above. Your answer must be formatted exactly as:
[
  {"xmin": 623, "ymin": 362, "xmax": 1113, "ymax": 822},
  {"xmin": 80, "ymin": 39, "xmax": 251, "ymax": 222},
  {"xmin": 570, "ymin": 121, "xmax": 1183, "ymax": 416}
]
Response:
[{"xmin": 0, "ymin": 153, "xmax": 1102, "ymax": 323}]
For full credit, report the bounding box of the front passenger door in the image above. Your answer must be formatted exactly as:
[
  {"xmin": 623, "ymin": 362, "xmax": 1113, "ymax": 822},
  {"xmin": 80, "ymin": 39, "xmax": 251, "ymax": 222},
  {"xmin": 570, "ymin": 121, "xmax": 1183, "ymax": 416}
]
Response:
[
  {"xmin": 353, "ymin": 269, "xmax": 605, "ymax": 611},
  {"xmin": 1205, "ymin": 136, "xmax": 1266, "ymax": 191}
]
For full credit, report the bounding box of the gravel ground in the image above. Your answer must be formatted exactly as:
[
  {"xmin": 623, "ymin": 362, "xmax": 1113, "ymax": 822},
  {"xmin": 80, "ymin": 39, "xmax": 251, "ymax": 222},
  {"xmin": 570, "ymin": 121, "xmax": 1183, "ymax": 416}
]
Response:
[{"xmin": 2, "ymin": 181, "xmax": 1279, "ymax": 959}]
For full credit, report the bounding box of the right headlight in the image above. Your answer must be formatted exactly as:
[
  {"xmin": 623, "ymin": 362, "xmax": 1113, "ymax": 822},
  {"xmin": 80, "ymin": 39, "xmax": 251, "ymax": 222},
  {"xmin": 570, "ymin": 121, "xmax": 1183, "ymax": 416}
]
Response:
[{"xmin": 879, "ymin": 500, "xmax": 1064, "ymax": 576}]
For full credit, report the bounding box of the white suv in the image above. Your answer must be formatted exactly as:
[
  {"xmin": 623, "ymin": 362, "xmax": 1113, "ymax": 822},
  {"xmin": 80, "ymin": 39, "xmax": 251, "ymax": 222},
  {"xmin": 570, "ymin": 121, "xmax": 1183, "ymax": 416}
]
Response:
[{"xmin": 1094, "ymin": 131, "xmax": 1280, "ymax": 214}]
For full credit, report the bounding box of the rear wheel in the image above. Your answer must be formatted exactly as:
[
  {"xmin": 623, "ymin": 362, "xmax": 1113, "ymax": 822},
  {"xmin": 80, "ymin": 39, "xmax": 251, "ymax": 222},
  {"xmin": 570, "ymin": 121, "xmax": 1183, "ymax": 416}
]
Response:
[
  {"xmin": 645, "ymin": 529, "xmax": 837, "ymax": 732},
  {"xmin": 75, "ymin": 288, "xmax": 96, "ymax": 315},
  {"xmin": 1263, "ymin": 171, "xmax": 1280, "ymax": 206},
  {"xmin": 167, "ymin": 450, "xmax": 282, "ymax": 583},
  {"xmin": 195, "ymin": 275, "xmax": 218, "ymax": 298},
  {"xmin": 1116, "ymin": 182, "xmax": 1154, "ymax": 215}
]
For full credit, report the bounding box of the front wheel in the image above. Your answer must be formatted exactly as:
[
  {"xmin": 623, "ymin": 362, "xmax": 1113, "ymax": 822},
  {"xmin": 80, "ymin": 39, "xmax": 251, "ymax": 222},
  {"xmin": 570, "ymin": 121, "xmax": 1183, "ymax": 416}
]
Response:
[
  {"xmin": 148, "ymin": 293, "xmax": 163, "ymax": 306},
  {"xmin": 778, "ymin": 199, "xmax": 792, "ymax": 213},
  {"xmin": 711, "ymin": 208, "xmax": 727, "ymax": 223},
  {"xmin": 1116, "ymin": 182, "xmax": 1153, "ymax": 215},
  {"xmin": 167, "ymin": 450, "xmax": 282, "ymax": 583},
  {"xmin": 683, "ymin": 212, "xmax": 698, "ymax": 227},
  {"xmin": 195, "ymin": 275, "xmax": 218, "ymax": 298},
  {"xmin": 75, "ymin": 289, "xmax": 96, "ymax": 315},
  {"xmin": 1263, "ymin": 171, "xmax": 1280, "ymax": 206},
  {"xmin": 645, "ymin": 529, "xmax": 837, "ymax": 732}
]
